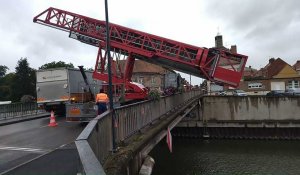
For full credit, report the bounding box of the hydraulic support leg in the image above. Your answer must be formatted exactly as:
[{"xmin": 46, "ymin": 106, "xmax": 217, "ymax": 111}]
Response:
[{"xmin": 123, "ymin": 53, "xmax": 135, "ymax": 82}]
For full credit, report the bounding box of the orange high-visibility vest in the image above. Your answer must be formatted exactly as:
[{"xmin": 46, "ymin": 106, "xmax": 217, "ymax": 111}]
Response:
[{"xmin": 96, "ymin": 93, "xmax": 109, "ymax": 103}]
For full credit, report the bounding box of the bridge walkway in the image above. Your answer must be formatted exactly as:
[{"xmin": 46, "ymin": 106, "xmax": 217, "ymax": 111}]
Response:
[{"xmin": 76, "ymin": 90, "xmax": 201, "ymax": 175}]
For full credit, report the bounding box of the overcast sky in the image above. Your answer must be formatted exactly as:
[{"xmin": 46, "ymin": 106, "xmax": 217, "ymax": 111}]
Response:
[{"xmin": 0, "ymin": 0, "xmax": 300, "ymax": 85}]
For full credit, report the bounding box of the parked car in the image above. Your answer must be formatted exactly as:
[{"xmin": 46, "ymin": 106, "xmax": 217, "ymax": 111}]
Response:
[
  {"xmin": 266, "ymin": 90, "xmax": 285, "ymax": 97},
  {"xmin": 284, "ymin": 89, "xmax": 300, "ymax": 96},
  {"xmin": 233, "ymin": 90, "xmax": 247, "ymax": 96},
  {"xmin": 218, "ymin": 91, "xmax": 227, "ymax": 96}
]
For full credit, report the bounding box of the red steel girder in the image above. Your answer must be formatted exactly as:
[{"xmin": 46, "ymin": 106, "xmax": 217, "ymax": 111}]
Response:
[
  {"xmin": 33, "ymin": 7, "xmax": 202, "ymax": 63},
  {"xmin": 34, "ymin": 7, "xmax": 248, "ymax": 87}
]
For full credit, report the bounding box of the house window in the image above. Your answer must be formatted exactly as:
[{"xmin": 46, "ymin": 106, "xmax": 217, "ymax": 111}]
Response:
[
  {"xmin": 151, "ymin": 76, "xmax": 156, "ymax": 84},
  {"xmin": 138, "ymin": 77, "xmax": 144, "ymax": 84},
  {"xmin": 248, "ymin": 82, "xmax": 263, "ymax": 89},
  {"xmin": 288, "ymin": 80, "xmax": 300, "ymax": 88}
]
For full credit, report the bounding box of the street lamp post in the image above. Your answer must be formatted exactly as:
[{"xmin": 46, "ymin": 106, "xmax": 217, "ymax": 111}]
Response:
[
  {"xmin": 104, "ymin": 0, "xmax": 117, "ymax": 152},
  {"xmin": 190, "ymin": 74, "xmax": 192, "ymax": 90}
]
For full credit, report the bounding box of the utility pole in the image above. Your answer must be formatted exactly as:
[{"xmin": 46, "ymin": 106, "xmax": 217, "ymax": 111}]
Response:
[{"xmin": 104, "ymin": 0, "xmax": 116, "ymax": 152}]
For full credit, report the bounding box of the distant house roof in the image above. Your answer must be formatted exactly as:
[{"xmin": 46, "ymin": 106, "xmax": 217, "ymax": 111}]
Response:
[
  {"xmin": 118, "ymin": 60, "xmax": 173, "ymax": 74},
  {"xmin": 263, "ymin": 58, "xmax": 287, "ymax": 78},
  {"xmin": 293, "ymin": 60, "xmax": 300, "ymax": 71},
  {"xmin": 251, "ymin": 58, "xmax": 284, "ymax": 78},
  {"xmin": 251, "ymin": 58, "xmax": 297, "ymax": 79},
  {"xmin": 243, "ymin": 66, "xmax": 257, "ymax": 78}
]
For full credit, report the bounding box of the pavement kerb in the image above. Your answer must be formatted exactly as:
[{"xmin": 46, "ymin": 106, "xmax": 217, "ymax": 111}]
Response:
[{"xmin": 0, "ymin": 112, "xmax": 50, "ymax": 126}]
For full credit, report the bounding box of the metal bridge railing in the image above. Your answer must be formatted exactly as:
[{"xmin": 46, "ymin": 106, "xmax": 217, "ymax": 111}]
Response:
[
  {"xmin": 0, "ymin": 102, "xmax": 44, "ymax": 121},
  {"xmin": 115, "ymin": 90, "xmax": 200, "ymax": 142},
  {"xmin": 76, "ymin": 90, "xmax": 201, "ymax": 174}
]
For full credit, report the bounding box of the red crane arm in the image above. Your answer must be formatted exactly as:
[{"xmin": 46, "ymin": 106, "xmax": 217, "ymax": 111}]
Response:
[{"xmin": 34, "ymin": 7, "xmax": 248, "ymax": 87}]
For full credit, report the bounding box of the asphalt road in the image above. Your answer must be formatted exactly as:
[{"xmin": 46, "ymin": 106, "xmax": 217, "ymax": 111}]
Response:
[{"xmin": 0, "ymin": 116, "xmax": 86, "ymax": 174}]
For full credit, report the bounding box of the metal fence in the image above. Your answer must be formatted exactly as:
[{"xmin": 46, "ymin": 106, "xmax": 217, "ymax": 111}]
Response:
[
  {"xmin": 75, "ymin": 90, "xmax": 201, "ymax": 174},
  {"xmin": 115, "ymin": 91, "xmax": 200, "ymax": 142},
  {"xmin": 0, "ymin": 102, "xmax": 43, "ymax": 120}
]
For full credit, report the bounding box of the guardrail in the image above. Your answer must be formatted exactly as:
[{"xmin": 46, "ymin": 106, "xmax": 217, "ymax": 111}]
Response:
[
  {"xmin": 0, "ymin": 102, "xmax": 44, "ymax": 120},
  {"xmin": 115, "ymin": 90, "xmax": 200, "ymax": 142},
  {"xmin": 75, "ymin": 90, "xmax": 201, "ymax": 174}
]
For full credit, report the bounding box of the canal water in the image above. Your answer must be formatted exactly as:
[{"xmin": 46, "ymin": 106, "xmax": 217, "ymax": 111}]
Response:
[{"xmin": 150, "ymin": 138, "xmax": 300, "ymax": 175}]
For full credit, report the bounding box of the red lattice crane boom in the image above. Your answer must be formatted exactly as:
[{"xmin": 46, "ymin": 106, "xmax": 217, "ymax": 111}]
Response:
[{"xmin": 33, "ymin": 7, "xmax": 248, "ymax": 98}]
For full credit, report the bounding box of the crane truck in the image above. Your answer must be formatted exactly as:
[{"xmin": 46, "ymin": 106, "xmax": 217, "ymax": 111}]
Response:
[
  {"xmin": 33, "ymin": 7, "xmax": 248, "ymax": 121},
  {"xmin": 36, "ymin": 67, "xmax": 101, "ymax": 116}
]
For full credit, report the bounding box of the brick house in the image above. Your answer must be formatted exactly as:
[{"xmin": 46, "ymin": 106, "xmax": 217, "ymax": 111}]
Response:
[
  {"xmin": 293, "ymin": 60, "xmax": 300, "ymax": 75},
  {"xmin": 239, "ymin": 58, "xmax": 300, "ymax": 95},
  {"xmin": 118, "ymin": 60, "xmax": 180, "ymax": 91}
]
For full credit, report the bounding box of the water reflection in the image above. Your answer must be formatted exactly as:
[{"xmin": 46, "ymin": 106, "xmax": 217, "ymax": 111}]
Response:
[{"xmin": 150, "ymin": 138, "xmax": 300, "ymax": 175}]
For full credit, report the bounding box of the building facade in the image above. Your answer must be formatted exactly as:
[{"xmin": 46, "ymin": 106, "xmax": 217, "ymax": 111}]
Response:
[
  {"xmin": 239, "ymin": 58, "xmax": 300, "ymax": 95},
  {"xmin": 119, "ymin": 60, "xmax": 180, "ymax": 91}
]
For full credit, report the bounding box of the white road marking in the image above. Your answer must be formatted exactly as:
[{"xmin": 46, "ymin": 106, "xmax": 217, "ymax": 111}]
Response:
[
  {"xmin": 0, "ymin": 146, "xmax": 48, "ymax": 153},
  {"xmin": 40, "ymin": 125, "xmax": 49, "ymax": 128},
  {"xmin": 59, "ymin": 144, "xmax": 66, "ymax": 148}
]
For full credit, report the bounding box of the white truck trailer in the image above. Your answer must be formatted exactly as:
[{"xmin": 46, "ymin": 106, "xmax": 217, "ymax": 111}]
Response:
[{"xmin": 36, "ymin": 68, "xmax": 101, "ymax": 117}]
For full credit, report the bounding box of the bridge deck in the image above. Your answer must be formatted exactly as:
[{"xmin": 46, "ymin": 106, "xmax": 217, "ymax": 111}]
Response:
[{"xmin": 103, "ymin": 95, "xmax": 198, "ymax": 174}]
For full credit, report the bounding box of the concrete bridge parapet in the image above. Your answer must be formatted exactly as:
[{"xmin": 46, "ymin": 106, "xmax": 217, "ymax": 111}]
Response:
[{"xmin": 176, "ymin": 96, "xmax": 300, "ymax": 139}]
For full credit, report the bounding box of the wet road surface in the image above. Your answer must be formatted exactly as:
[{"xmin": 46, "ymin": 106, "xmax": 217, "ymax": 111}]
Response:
[{"xmin": 0, "ymin": 116, "xmax": 85, "ymax": 174}]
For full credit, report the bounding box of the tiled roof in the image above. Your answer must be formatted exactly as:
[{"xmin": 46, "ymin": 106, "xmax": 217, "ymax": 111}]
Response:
[
  {"xmin": 264, "ymin": 58, "xmax": 287, "ymax": 78},
  {"xmin": 251, "ymin": 58, "xmax": 289, "ymax": 78},
  {"xmin": 293, "ymin": 60, "xmax": 300, "ymax": 70},
  {"xmin": 243, "ymin": 66, "xmax": 257, "ymax": 77},
  {"xmin": 118, "ymin": 60, "xmax": 170, "ymax": 74}
]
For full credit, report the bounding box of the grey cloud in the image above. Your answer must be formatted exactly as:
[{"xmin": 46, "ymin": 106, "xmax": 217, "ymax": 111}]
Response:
[
  {"xmin": 0, "ymin": 0, "xmax": 95, "ymax": 71},
  {"xmin": 203, "ymin": 0, "xmax": 300, "ymax": 67},
  {"xmin": 206, "ymin": 0, "xmax": 300, "ymax": 38},
  {"xmin": 204, "ymin": 0, "xmax": 300, "ymax": 39},
  {"xmin": 1, "ymin": 0, "xmax": 299, "ymax": 75}
]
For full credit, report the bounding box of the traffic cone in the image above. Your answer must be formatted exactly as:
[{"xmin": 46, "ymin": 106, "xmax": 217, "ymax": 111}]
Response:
[{"xmin": 48, "ymin": 110, "xmax": 58, "ymax": 127}]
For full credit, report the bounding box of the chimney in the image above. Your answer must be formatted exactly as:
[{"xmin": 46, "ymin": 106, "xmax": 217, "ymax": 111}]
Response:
[
  {"xmin": 269, "ymin": 58, "xmax": 275, "ymax": 64},
  {"xmin": 230, "ymin": 45, "xmax": 237, "ymax": 54},
  {"xmin": 249, "ymin": 66, "xmax": 254, "ymax": 77},
  {"xmin": 215, "ymin": 35, "xmax": 223, "ymax": 48}
]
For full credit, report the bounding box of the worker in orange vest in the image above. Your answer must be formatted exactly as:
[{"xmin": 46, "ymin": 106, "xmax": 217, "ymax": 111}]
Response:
[{"xmin": 96, "ymin": 89, "xmax": 109, "ymax": 115}]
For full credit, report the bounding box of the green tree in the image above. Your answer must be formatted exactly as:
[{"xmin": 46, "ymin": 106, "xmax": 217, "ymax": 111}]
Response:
[
  {"xmin": 0, "ymin": 73, "xmax": 15, "ymax": 101},
  {"xmin": 39, "ymin": 61, "xmax": 74, "ymax": 70},
  {"xmin": 0, "ymin": 65, "xmax": 8, "ymax": 77},
  {"xmin": 0, "ymin": 65, "xmax": 12, "ymax": 100},
  {"xmin": 10, "ymin": 58, "xmax": 36, "ymax": 102},
  {"xmin": 85, "ymin": 67, "xmax": 94, "ymax": 71}
]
